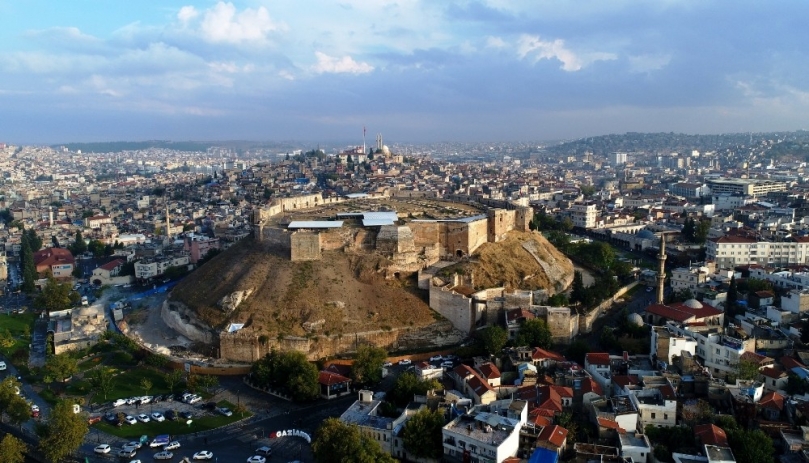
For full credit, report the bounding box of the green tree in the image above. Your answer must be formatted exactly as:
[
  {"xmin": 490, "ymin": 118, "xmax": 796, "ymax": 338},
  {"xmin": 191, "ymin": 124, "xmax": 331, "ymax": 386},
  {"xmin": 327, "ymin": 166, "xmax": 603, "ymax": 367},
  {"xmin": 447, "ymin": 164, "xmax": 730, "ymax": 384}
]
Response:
[
  {"xmin": 726, "ymin": 428, "xmax": 774, "ymax": 463},
  {"xmin": 390, "ymin": 372, "xmax": 441, "ymax": 407},
  {"xmin": 682, "ymin": 217, "xmax": 696, "ymax": 243},
  {"xmin": 580, "ymin": 184, "xmax": 596, "ymax": 198},
  {"xmin": 736, "ymin": 358, "xmax": 761, "ymax": 381},
  {"xmin": 44, "ymin": 353, "xmax": 78, "ymax": 383},
  {"xmin": 352, "ymin": 345, "xmax": 387, "ymax": 385},
  {"xmin": 165, "ymin": 369, "xmax": 184, "ymax": 394},
  {"xmin": 481, "ymin": 325, "xmax": 508, "ymax": 356},
  {"xmin": 141, "ymin": 378, "xmax": 153, "ymax": 397},
  {"xmin": 38, "ymin": 400, "xmax": 89, "ymax": 463},
  {"xmin": 402, "ymin": 408, "xmax": 445, "ymax": 459},
  {"xmin": 571, "ymin": 271, "xmax": 586, "ymax": 304},
  {"xmin": 20, "ymin": 240, "xmax": 36, "ymax": 293},
  {"xmin": 88, "ymin": 367, "xmax": 115, "ymax": 400},
  {"xmin": 695, "ymin": 219, "xmax": 711, "ymax": 244},
  {"xmin": 26, "ymin": 229, "xmax": 43, "ymax": 252},
  {"xmin": 87, "ymin": 239, "xmax": 106, "ymax": 258},
  {"xmin": 250, "ymin": 350, "xmax": 319, "ymax": 402},
  {"xmin": 713, "ymin": 414, "xmax": 740, "ymax": 431},
  {"xmin": 516, "ymin": 318, "xmax": 552, "ymax": 348},
  {"xmin": 35, "ymin": 277, "xmax": 74, "ymax": 313},
  {"xmin": 198, "ymin": 375, "xmax": 219, "ymax": 394},
  {"xmin": 0, "ymin": 434, "xmax": 27, "ymax": 463},
  {"xmin": 70, "ymin": 230, "xmax": 87, "ymax": 255},
  {"xmin": 547, "ymin": 292, "xmax": 569, "ymax": 307},
  {"xmin": 312, "ymin": 418, "xmax": 395, "ymax": 463},
  {"xmin": 5, "ymin": 395, "xmax": 31, "ymax": 427}
]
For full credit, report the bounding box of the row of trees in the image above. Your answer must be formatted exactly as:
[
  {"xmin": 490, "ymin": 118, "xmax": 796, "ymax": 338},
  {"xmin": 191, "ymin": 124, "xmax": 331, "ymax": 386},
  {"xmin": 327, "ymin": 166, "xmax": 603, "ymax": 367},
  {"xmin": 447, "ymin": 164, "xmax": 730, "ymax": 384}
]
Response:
[
  {"xmin": 681, "ymin": 217, "xmax": 712, "ymax": 244},
  {"xmin": 480, "ymin": 317, "xmax": 553, "ymax": 356},
  {"xmin": 250, "ymin": 350, "xmax": 320, "ymax": 402},
  {"xmin": 20, "ymin": 228, "xmax": 41, "ymax": 292}
]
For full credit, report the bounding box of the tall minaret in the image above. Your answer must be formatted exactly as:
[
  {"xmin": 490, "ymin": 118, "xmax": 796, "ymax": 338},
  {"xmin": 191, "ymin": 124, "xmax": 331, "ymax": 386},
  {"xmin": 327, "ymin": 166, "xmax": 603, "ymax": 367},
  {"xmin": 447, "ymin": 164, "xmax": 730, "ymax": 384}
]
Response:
[
  {"xmin": 165, "ymin": 202, "xmax": 171, "ymax": 244},
  {"xmin": 657, "ymin": 234, "xmax": 667, "ymax": 304},
  {"xmin": 48, "ymin": 206, "xmax": 54, "ymax": 227}
]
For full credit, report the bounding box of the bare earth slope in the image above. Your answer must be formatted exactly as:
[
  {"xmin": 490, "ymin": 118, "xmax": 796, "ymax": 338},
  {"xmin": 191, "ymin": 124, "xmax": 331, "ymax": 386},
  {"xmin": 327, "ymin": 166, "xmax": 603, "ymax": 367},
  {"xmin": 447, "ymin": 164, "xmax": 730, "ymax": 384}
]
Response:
[
  {"xmin": 441, "ymin": 231, "xmax": 574, "ymax": 293},
  {"xmin": 169, "ymin": 237, "xmax": 436, "ymax": 338}
]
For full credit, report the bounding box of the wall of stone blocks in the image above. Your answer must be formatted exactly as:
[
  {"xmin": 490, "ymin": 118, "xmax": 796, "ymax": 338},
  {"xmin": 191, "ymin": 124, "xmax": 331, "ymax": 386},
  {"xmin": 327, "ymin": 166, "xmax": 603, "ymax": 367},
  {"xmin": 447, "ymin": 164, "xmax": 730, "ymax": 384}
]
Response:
[
  {"xmin": 290, "ymin": 232, "xmax": 321, "ymax": 261},
  {"xmin": 429, "ymin": 285, "xmax": 476, "ymax": 333}
]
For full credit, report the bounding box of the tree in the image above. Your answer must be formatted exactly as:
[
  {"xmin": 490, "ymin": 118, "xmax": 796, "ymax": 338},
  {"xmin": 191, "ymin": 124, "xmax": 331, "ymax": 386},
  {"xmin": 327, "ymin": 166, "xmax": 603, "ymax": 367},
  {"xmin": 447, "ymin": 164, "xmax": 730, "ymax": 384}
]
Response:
[
  {"xmin": 165, "ymin": 369, "xmax": 184, "ymax": 394},
  {"xmin": 141, "ymin": 378, "xmax": 153, "ymax": 397},
  {"xmin": 249, "ymin": 350, "xmax": 319, "ymax": 402},
  {"xmin": 38, "ymin": 400, "xmax": 89, "ymax": 463},
  {"xmin": 516, "ymin": 318, "xmax": 552, "ymax": 348},
  {"xmin": 88, "ymin": 367, "xmax": 115, "ymax": 400},
  {"xmin": 35, "ymin": 277, "xmax": 74, "ymax": 313},
  {"xmin": 312, "ymin": 418, "xmax": 395, "ymax": 463},
  {"xmin": 70, "ymin": 230, "xmax": 87, "ymax": 255},
  {"xmin": 26, "ymin": 229, "xmax": 43, "ymax": 252},
  {"xmin": 0, "ymin": 435, "xmax": 26, "ymax": 463},
  {"xmin": 402, "ymin": 408, "xmax": 445, "ymax": 459},
  {"xmin": 680, "ymin": 399, "xmax": 713, "ymax": 427},
  {"xmin": 481, "ymin": 325, "xmax": 508, "ymax": 356},
  {"xmin": 44, "ymin": 354, "xmax": 78, "ymax": 383},
  {"xmin": 580, "ymin": 184, "xmax": 596, "ymax": 198},
  {"xmin": 695, "ymin": 219, "xmax": 711, "ymax": 244},
  {"xmin": 736, "ymin": 358, "xmax": 761, "ymax": 381},
  {"xmin": 352, "ymin": 345, "xmax": 387, "ymax": 385},
  {"xmin": 20, "ymin": 241, "xmax": 36, "ymax": 293},
  {"xmin": 390, "ymin": 372, "xmax": 440, "ymax": 407},
  {"xmin": 198, "ymin": 375, "xmax": 218, "ymax": 394},
  {"xmin": 726, "ymin": 428, "xmax": 774, "ymax": 463},
  {"xmin": 566, "ymin": 340, "xmax": 591, "ymax": 365},
  {"xmin": 726, "ymin": 275, "xmax": 738, "ymax": 318},
  {"xmin": 682, "ymin": 217, "xmax": 696, "ymax": 243},
  {"xmin": 87, "ymin": 239, "xmax": 106, "ymax": 258},
  {"xmin": 5, "ymin": 395, "xmax": 31, "ymax": 427},
  {"xmin": 571, "ymin": 271, "xmax": 586, "ymax": 305},
  {"xmin": 547, "ymin": 292, "xmax": 569, "ymax": 307}
]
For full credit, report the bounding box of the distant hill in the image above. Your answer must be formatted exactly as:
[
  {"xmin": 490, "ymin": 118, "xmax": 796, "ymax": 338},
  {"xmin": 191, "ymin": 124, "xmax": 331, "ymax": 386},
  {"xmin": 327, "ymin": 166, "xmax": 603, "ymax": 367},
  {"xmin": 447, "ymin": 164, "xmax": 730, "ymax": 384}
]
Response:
[{"xmin": 52, "ymin": 140, "xmax": 302, "ymax": 154}]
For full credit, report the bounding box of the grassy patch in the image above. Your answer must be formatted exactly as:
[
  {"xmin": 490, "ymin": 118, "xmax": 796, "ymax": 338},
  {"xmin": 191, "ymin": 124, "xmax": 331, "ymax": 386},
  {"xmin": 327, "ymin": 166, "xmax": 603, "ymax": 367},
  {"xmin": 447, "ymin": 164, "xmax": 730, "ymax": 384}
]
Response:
[
  {"xmin": 0, "ymin": 312, "xmax": 36, "ymax": 357},
  {"xmin": 39, "ymin": 388, "xmax": 60, "ymax": 406},
  {"xmin": 94, "ymin": 409, "xmax": 251, "ymax": 438},
  {"xmin": 93, "ymin": 367, "xmax": 172, "ymax": 404},
  {"xmin": 78, "ymin": 356, "xmax": 104, "ymax": 372}
]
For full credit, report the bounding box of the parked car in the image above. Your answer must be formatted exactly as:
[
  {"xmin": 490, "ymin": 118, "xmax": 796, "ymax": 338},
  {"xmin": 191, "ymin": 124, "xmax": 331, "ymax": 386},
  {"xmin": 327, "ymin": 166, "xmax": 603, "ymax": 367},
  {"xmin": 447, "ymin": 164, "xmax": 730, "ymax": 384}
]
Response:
[
  {"xmin": 151, "ymin": 412, "xmax": 165, "ymax": 422},
  {"xmin": 87, "ymin": 415, "xmax": 101, "ymax": 425},
  {"xmin": 164, "ymin": 441, "xmax": 181, "ymax": 451},
  {"xmin": 187, "ymin": 395, "xmax": 202, "ymax": 404},
  {"xmin": 192, "ymin": 450, "xmax": 214, "ymax": 460},
  {"xmin": 112, "ymin": 398, "xmax": 127, "ymax": 407},
  {"xmin": 246, "ymin": 456, "xmax": 266, "ymax": 463},
  {"xmin": 203, "ymin": 401, "xmax": 218, "ymax": 410},
  {"xmin": 124, "ymin": 415, "xmax": 137, "ymax": 425},
  {"xmin": 104, "ymin": 413, "xmax": 120, "ymax": 425},
  {"xmin": 398, "ymin": 359, "xmax": 411, "ymax": 365},
  {"xmin": 429, "ymin": 355, "xmax": 443, "ymax": 361},
  {"xmin": 164, "ymin": 410, "xmax": 176, "ymax": 421},
  {"xmin": 441, "ymin": 360, "xmax": 454, "ymax": 369},
  {"xmin": 179, "ymin": 411, "xmax": 193, "ymax": 420},
  {"xmin": 125, "ymin": 441, "xmax": 143, "ymax": 449},
  {"xmin": 382, "ymin": 361, "xmax": 392, "ymax": 367},
  {"xmin": 136, "ymin": 413, "xmax": 150, "ymax": 423},
  {"xmin": 255, "ymin": 446, "xmax": 272, "ymax": 456},
  {"xmin": 118, "ymin": 448, "xmax": 137, "ymax": 458},
  {"xmin": 216, "ymin": 407, "xmax": 233, "ymax": 417},
  {"xmin": 0, "ymin": 361, "xmax": 6, "ymax": 370},
  {"xmin": 94, "ymin": 444, "xmax": 111, "ymax": 454},
  {"xmin": 153, "ymin": 451, "xmax": 174, "ymax": 460}
]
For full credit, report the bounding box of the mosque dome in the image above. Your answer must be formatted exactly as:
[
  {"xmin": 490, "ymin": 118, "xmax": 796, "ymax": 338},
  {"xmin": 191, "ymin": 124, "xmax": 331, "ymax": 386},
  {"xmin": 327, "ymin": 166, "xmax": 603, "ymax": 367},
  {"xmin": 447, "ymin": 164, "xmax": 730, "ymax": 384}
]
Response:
[
  {"xmin": 636, "ymin": 229, "xmax": 657, "ymax": 240},
  {"xmin": 683, "ymin": 299, "xmax": 702, "ymax": 309},
  {"xmin": 382, "ymin": 145, "xmax": 391, "ymax": 155},
  {"xmin": 628, "ymin": 312, "xmax": 644, "ymax": 327}
]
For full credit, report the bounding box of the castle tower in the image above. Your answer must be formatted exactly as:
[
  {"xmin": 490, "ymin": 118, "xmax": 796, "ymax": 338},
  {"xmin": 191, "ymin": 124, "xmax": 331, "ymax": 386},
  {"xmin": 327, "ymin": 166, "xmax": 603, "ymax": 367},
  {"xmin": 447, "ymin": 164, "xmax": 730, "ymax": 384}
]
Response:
[{"xmin": 657, "ymin": 234, "xmax": 666, "ymax": 304}]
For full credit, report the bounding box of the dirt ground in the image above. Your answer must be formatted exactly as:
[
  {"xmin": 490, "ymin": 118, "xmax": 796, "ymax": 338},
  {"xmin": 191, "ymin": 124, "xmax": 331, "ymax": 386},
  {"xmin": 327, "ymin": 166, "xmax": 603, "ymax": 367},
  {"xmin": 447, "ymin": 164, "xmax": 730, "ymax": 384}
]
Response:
[{"xmin": 121, "ymin": 290, "xmax": 198, "ymax": 356}]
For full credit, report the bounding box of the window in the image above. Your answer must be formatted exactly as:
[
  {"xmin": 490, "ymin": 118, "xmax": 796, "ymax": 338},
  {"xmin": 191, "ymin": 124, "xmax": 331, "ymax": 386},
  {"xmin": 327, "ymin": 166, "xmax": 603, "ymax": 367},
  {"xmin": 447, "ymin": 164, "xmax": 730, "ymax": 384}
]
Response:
[
  {"xmin": 664, "ymin": 414, "xmax": 668, "ymax": 420},
  {"xmin": 651, "ymin": 413, "xmax": 656, "ymax": 420}
]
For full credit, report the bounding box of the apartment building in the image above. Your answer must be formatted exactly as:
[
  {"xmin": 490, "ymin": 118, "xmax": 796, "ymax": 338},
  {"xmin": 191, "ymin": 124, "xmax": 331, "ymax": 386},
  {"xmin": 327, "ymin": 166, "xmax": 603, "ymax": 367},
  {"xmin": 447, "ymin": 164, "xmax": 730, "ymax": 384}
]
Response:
[
  {"xmin": 442, "ymin": 401, "xmax": 527, "ymax": 463},
  {"xmin": 706, "ymin": 178, "xmax": 787, "ymax": 197},
  {"xmin": 134, "ymin": 255, "xmax": 189, "ymax": 280},
  {"xmin": 570, "ymin": 203, "xmax": 598, "ymax": 229},
  {"xmin": 706, "ymin": 235, "xmax": 809, "ymax": 269}
]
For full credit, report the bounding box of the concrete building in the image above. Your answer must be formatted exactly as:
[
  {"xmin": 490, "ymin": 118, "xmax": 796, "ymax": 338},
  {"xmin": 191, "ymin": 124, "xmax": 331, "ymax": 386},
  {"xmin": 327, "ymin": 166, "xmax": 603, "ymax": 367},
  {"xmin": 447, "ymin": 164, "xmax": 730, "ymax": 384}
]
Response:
[
  {"xmin": 630, "ymin": 388, "xmax": 677, "ymax": 428},
  {"xmin": 33, "ymin": 247, "xmax": 75, "ymax": 278},
  {"xmin": 339, "ymin": 390, "xmax": 409, "ymax": 455},
  {"xmin": 442, "ymin": 401, "xmax": 527, "ymax": 463},
  {"xmin": 706, "ymin": 178, "xmax": 786, "ymax": 197},
  {"xmin": 618, "ymin": 432, "xmax": 652, "ymax": 463},
  {"xmin": 184, "ymin": 234, "xmax": 220, "ymax": 264},
  {"xmin": 134, "ymin": 255, "xmax": 189, "ymax": 280},
  {"xmin": 707, "ymin": 235, "xmax": 809, "ymax": 268},
  {"xmin": 570, "ymin": 203, "xmax": 598, "ymax": 229}
]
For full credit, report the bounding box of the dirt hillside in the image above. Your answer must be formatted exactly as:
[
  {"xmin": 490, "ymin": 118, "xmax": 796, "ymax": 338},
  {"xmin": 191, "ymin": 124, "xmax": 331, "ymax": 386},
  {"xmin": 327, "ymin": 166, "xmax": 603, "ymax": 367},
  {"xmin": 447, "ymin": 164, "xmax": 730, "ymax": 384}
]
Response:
[{"xmin": 169, "ymin": 237, "xmax": 436, "ymax": 338}]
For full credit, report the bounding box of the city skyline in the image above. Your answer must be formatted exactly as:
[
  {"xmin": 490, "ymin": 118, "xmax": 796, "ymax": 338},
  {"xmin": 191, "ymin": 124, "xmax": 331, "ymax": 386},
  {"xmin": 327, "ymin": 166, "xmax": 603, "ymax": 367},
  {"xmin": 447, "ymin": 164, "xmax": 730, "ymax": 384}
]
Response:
[{"xmin": 2, "ymin": 1, "xmax": 809, "ymax": 144}]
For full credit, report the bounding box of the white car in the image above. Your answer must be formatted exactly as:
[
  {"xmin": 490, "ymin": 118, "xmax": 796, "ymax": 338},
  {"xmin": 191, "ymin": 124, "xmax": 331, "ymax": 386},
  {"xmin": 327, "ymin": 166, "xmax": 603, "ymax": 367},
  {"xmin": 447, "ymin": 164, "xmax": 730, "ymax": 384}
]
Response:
[
  {"xmin": 216, "ymin": 407, "xmax": 233, "ymax": 417},
  {"xmin": 0, "ymin": 361, "xmax": 6, "ymax": 370},
  {"xmin": 398, "ymin": 359, "xmax": 411, "ymax": 365},
  {"xmin": 112, "ymin": 398, "xmax": 127, "ymax": 407},
  {"xmin": 136, "ymin": 413, "xmax": 150, "ymax": 423},
  {"xmin": 124, "ymin": 415, "xmax": 137, "ymax": 425},
  {"xmin": 382, "ymin": 361, "xmax": 392, "ymax": 367},
  {"xmin": 187, "ymin": 395, "xmax": 202, "ymax": 404},
  {"xmin": 429, "ymin": 355, "xmax": 443, "ymax": 361},
  {"xmin": 125, "ymin": 441, "xmax": 143, "ymax": 449},
  {"xmin": 164, "ymin": 441, "xmax": 181, "ymax": 451},
  {"xmin": 193, "ymin": 450, "xmax": 214, "ymax": 460},
  {"xmin": 151, "ymin": 412, "xmax": 165, "ymax": 422},
  {"xmin": 94, "ymin": 444, "xmax": 112, "ymax": 454},
  {"xmin": 153, "ymin": 451, "xmax": 173, "ymax": 460},
  {"xmin": 246, "ymin": 456, "xmax": 266, "ymax": 463}
]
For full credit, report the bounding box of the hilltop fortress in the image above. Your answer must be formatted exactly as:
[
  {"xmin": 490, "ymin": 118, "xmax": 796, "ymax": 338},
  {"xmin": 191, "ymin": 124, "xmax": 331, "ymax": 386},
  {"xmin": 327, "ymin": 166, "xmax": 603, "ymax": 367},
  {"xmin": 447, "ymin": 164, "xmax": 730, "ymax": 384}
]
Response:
[{"xmin": 163, "ymin": 192, "xmax": 574, "ymax": 362}]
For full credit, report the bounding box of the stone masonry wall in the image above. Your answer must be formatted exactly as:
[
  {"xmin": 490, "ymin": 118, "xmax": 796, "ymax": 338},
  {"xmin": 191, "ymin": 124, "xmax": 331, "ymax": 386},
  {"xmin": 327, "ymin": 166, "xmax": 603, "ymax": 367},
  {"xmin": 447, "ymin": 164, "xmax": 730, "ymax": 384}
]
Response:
[
  {"xmin": 290, "ymin": 232, "xmax": 321, "ymax": 261},
  {"xmin": 429, "ymin": 284, "xmax": 476, "ymax": 333}
]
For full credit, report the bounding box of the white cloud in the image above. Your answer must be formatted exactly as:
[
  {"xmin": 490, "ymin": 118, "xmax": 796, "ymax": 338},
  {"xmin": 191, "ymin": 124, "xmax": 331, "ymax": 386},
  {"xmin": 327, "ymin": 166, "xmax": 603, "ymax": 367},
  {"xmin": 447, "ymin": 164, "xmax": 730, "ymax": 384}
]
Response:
[
  {"xmin": 628, "ymin": 53, "xmax": 671, "ymax": 73},
  {"xmin": 486, "ymin": 36, "xmax": 507, "ymax": 49},
  {"xmin": 177, "ymin": 6, "xmax": 199, "ymax": 23},
  {"xmin": 197, "ymin": 2, "xmax": 281, "ymax": 44},
  {"xmin": 312, "ymin": 52, "xmax": 374, "ymax": 74},
  {"xmin": 517, "ymin": 34, "xmax": 615, "ymax": 71}
]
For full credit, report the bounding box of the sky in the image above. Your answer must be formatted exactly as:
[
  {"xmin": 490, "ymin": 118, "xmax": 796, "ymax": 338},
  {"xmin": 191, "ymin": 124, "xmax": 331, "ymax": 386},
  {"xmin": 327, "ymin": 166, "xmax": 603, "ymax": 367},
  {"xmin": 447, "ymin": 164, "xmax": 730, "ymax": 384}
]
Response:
[{"xmin": 2, "ymin": 1, "xmax": 809, "ymax": 144}]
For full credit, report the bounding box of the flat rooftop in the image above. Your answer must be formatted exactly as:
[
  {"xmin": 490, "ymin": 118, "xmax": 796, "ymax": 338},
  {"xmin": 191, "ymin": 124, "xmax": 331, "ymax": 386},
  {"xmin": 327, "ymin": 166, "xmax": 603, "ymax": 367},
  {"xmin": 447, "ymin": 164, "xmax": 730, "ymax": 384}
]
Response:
[
  {"xmin": 287, "ymin": 220, "xmax": 344, "ymax": 229},
  {"xmin": 445, "ymin": 412, "xmax": 518, "ymax": 447},
  {"xmin": 339, "ymin": 399, "xmax": 395, "ymax": 431}
]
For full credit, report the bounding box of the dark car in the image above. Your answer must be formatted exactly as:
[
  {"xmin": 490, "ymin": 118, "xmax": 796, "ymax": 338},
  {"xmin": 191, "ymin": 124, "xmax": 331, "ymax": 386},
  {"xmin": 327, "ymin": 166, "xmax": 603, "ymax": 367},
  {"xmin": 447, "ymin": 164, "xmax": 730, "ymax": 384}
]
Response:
[
  {"xmin": 104, "ymin": 413, "xmax": 121, "ymax": 426},
  {"xmin": 165, "ymin": 410, "xmax": 176, "ymax": 421},
  {"xmin": 179, "ymin": 411, "xmax": 194, "ymax": 420},
  {"xmin": 203, "ymin": 401, "xmax": 217, "ymax": 411}
]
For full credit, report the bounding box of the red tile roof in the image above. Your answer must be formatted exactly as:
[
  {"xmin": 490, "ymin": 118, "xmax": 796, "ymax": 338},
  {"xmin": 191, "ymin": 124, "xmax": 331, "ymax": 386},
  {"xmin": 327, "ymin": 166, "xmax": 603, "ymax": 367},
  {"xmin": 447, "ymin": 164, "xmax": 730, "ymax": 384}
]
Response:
[
  {"xmin": 318, "ymin": 370, "xmax": 350, "ymax": 386},
  {"xmin": 531, "ymin": 347, "xmax": 566, "ymax": 362},
  {"xmin": 597, "ymin": 417, "xmax": 622, "ymax": 430},
  {"xmin": 33, "ymin": 247, "xmax": 75, "ymax": 269},
  {"xmin": 99, "ymin": 259, "xmax": 125, "ymax": 271},
  {"xmin": 780, "ymin": 356, "xmax": 806, "ymax": 370},
  {"xmin": 586, "ymin": 353, "xmax": 610, "ymax": 366},
  {"xmin": 759, "ymin": 391, "xmax": 785, "ymax": 411},
  {"xmin": 538, "ymin": 425, "xmax": 568, "ymax": 448},
  {"xmin": 506, "ymin": 308, "xmax": 535, "ymax": 324},
  {"xmin": 695, "ymin": 424, "xmax": 728, "ymax": 447},
  {"xmin": 761, "ymin": 367, "xmax": 786, "ymax": 379},
  {"xmin": 477, "ymin": 362, "xmax": 501, "ymax": 379}
]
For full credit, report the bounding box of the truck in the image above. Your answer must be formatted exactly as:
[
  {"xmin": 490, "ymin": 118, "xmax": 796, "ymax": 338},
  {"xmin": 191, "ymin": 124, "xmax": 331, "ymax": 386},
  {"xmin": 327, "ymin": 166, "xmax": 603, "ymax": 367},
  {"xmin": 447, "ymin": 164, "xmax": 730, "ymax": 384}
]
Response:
[{"xmin": 150, "ymin": 434, "xmax": 170, "ymax": 448}]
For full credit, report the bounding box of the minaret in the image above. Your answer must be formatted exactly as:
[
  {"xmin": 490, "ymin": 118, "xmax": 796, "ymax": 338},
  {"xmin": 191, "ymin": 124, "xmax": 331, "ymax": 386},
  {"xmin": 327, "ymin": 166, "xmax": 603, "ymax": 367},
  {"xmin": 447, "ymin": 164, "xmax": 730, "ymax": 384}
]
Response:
[
  {"xmin": 657, "ymin": 234, "xmax": 667, "ymax": 304},
  {"xmin": 165, "ymin": 203, "xmax": 171, "ymax": 244},
  {"xmin": 49, "ymin": 206, "xmax": 54, "ymax": 227}
]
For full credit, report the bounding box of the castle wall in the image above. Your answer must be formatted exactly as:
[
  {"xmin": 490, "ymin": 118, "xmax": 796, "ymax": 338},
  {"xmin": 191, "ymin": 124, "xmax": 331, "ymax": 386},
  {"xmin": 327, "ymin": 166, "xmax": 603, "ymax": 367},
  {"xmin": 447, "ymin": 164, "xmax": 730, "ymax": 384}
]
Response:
[
  {"xmin": 218, "ymin": 320, "xmax": 465, "ymax": 362},
  {"xmin": 290, "ymin": 232, "xmax": 321, "ymax": 261},
  {"xmin": 503, "ymin": 289, "xmax": 533, "ymax": 309},
  {"xmin": 488, "ymin": 209, "xmax": 517, "ymax": 243},
  {"xmin": 410, "ymin": 221, "xmax": 439, "ymax": 246},
  {"xmin": 429, "ymin": 284, "xmax": 476, "ymax": 333},
  {"xmin": 388, "ymin": 189, "xmax": 439, "ymax": 199},
  {"xmin": 545, "ymin": 307, "xmax": 577, "ymax": 344}
]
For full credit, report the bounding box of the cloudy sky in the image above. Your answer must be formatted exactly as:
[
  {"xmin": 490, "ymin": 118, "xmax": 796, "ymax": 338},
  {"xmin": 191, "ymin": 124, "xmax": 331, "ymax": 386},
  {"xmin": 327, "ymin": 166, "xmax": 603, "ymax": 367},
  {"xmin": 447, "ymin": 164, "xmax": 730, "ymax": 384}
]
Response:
[{"xmin": 2, "ymin": 1, "xmax": 808, "ymax": 144}]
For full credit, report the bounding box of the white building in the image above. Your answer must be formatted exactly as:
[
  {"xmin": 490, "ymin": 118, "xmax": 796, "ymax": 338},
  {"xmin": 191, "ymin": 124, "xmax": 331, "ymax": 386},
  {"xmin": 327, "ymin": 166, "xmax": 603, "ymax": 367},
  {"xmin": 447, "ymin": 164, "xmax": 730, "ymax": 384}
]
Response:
[
  {"xmin": 610, "ymin": 152, "xmax": 628, "ymax": 165},
  {"xmin": 630, "ymin": 388, "xmax": 677, "ymax": 429},
  {"xmin": 442, "ymin": 401, "xmax": 527, "ymax": 463},
  {"xmin": 618, "ymin": 432, "xmax": 652, "ymax": 463},
  {"xmin": 670, "ymin": 266, "xmax": 710, "ymax": 292},
  {"xmin": 666, "ymin": 322, "xmax": 754, "ymax": 379},
  {"xmin": 706, "ymin": 235, "xmax": 809, "ymax": 269},
  {"xmin": 570, "ymin": 203, "xmax": 598, "ymax": 229},
  {"xmin": 134, "ymin": 255, "xmax": 190, "ymax": 280}
]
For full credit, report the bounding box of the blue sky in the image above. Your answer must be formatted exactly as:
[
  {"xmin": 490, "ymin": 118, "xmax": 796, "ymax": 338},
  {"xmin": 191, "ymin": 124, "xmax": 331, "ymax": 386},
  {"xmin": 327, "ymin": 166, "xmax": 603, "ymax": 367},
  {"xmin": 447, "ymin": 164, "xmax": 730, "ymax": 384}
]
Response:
[{"xmin": 2, "ymin": 1, "xmax": 808, "ymax": 144}]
